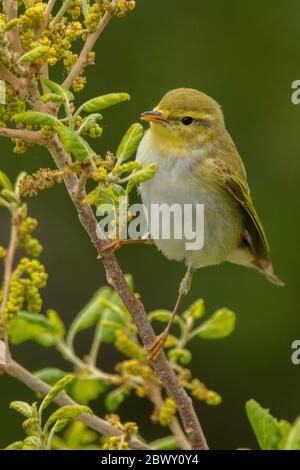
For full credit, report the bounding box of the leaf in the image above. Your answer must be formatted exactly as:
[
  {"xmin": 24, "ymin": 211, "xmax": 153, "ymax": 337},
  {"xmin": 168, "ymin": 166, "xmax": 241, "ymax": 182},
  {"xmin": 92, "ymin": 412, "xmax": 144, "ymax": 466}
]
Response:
[
  {"xmin": 41, "ymin": 93, "xmax": 65, "ymax": 104},
  {"xmin": 78, "ymin": 113, "xmax": 103, "ymax": 131},
  {"xmin": 195, "ymin": 308, "xmax": 236, "ymax": 339},
  {"xmin": 10, "ymin": 401, "xmax": 32, "ymax": 418},
  {"xmin": 1, "ymin": 189, "xmax": 19, "ymax": 204},
  {"xmin": 116, "ymin": 123, "xmax": 144, "ymax": 163},
  {"xmin": 43, "ymin": 79, "xmax": 74, "ymax": 101},
  {"xmin": 18, "ymin": 46, "xmax": 49, "ymax": 63},
  {"xmin": 68, "ymin": 287, "xmax": 112, "ymax": 337},
  {"xmin": 7, "ymin": 311, "xmax": 59, "ymax": 346},
  {"xmin": 80, "ymin": 93, "xmax": 130, "ymax": 113},
  {"xmin": 4, "ymin": 19, "xmax": 19, "ymax": 32},
  {"xmin": 12, "ymin": 111, "xmax": 58, "ymax": 127},
  {"xmin": 40, "ymin": 376, "xmax": 75, "ymax": 412},
  {"xmin": 183, "ymin": 299, "xmax": 205, "ymax": 320},
  {"xmin": 5, "ymin": 441, "xmax": 24, "ymax": 450},
  {"xmin": 34, "ymin": 368, "xmax": 68, "ymax": 386},
  {"xmin": 127, "ymin": 163, "xmax": 157, "ymax": 193},
  {"xmin": 45, "ymin": 405, "xmax": 92, "ymax": 433},
  {"xmin": 278, "ymin": 419, "xmax": 292, "ymax": 450},
  {"xmin": 55, "ymin": 125, "xmax": 92, "ymax": 161},
  {"xmin": 168, "ymin": 348, "xmax": 192, "ymax": 365},
  {"xmin": 22, "ymin": 436, "xmax": 41, "ymax": 450},
  {"xmin": 0, "ymin": 170, "xmax": 13, "ymax": 191},
  {"xmin": 285, "ymin": 418, "xmax": 300, "ymax": 450},
  {"xmin": 148, "ymin": 310, "xmax": 181, "ymax": 325},
  {"xmin": 105, "ymin": 388, "xmax": 125, "ymax": 412},
  {"xmin": 70, "ymin": 378, "xmax": 107, "ymax": 405},
  {"xmin": 47, "ymin": 309, "xmax": 65, "ymax": 337},
  {"xmin": 245, "ymin": 399, "xmax": 281, "ymax": 450}
]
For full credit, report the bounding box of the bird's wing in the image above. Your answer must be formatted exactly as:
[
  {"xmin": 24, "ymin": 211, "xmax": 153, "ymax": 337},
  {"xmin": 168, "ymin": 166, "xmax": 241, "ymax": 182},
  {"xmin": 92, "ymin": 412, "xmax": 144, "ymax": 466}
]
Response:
[{"xmin": 211, "ymin": 132, "xmax": 283, "ymax": 285}]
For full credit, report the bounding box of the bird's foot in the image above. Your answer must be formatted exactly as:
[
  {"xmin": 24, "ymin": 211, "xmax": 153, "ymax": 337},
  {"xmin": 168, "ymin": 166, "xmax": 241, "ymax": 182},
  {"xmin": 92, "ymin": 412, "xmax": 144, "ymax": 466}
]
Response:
[
  {"xmin": 147, "ymin": 330, "xmax": 169, "ymax": 361},
  {"xmin": 103, "ymin": 238, "xmax": 153, "ymax": 254}
]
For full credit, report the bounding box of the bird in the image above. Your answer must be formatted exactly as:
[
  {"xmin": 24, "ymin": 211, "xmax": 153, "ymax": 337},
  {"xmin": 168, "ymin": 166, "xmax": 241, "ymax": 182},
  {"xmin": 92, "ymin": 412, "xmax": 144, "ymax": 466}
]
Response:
[{"xmin": 136, "ymin": 88, "xmax": 284, "ymax": 359}]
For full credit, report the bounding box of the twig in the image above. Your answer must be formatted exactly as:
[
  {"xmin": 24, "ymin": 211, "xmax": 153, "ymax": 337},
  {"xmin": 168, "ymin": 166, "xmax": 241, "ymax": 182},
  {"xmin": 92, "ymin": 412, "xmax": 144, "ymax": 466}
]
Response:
[
  {"xmin": 147, "ymin": 381, "xmax": 191, "ymax": 450},
  {"xmin": 0, "ymin": 214, "xmax": 21, "ymax": 363},
  {"xmin": 51, "ymin": 0, "xmax": 73, "ymax": 28},
  {"xmin": 47, "ymin": 136, "xmax": 209, "ymax": 450},
  {"xmin": 0, "ymin": 127, "xmax": 46, "ymax": 144},
  {"xmin": 0, "ymin": 359, "xmax": 151, "ymax": 450},
  {"xmin": 0, "ymin": 62, "xmax": 21, "ymax": 91},
  {"xmin": 62, "ymin": 0, "xmax": 119, "ymax": 90},
  {"xmin": 3, "ymin": 0, "xmax": 22, "ymax": 56}
]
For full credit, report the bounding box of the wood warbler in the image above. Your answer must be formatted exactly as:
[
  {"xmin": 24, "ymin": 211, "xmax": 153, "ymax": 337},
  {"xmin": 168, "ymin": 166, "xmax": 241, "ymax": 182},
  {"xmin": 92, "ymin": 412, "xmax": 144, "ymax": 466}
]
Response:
[{"xmin": 136, "ymin": 88, "xmax": 284, "ymax": 359}]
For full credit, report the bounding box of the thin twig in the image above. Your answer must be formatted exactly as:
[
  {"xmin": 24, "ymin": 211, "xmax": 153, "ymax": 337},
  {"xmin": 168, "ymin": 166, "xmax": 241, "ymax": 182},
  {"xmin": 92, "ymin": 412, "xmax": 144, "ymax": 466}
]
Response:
[
  {"xmin": 0, "ymin": 359, "xmax": 151, "ymax": 450},
  {"xmin": 147, "ymin": 382, "xmax": 191, "ymax": 450},
  {"xmin": 0, "ymin": 62, "xmax": 21, "ymax": 91},
  {"xmin": 51, "ymin": 0, "xmax": 73, "ymax": 28},
  {"xmin": 47, "ymin": 136, "xmax": 208, "ymax": 450},
  {"xmin": 0, "ymin": 127, "xmax": 46, "ymax": 144},
  {"xmin": 3, "ymin": 0, "xmax": 22, "ymax": 56},
  {"xmin": 62, "ymin": 0, "xmax": 119, "ymax": 90}
]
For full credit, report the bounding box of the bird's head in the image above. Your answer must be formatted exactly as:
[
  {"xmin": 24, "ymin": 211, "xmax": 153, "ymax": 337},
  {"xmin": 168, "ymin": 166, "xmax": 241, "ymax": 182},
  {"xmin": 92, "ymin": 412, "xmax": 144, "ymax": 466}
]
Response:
[{"xmin": 141, "ymin": 88, "xmax": 225, "ymax": 151}]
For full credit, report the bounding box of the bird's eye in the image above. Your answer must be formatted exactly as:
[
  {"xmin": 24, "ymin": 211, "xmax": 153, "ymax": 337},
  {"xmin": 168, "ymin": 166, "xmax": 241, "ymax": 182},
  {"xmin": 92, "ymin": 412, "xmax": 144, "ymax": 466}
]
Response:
[{"xmin": 181, "ymin": 116, "xmax": 194, "ymax": 125}]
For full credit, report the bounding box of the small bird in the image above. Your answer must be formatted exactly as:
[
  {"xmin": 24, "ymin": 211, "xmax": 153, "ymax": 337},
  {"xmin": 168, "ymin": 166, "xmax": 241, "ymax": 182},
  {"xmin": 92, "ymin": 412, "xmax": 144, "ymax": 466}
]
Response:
[{"xmin": 136, "ymin": 88, "xmax": 284, "ymax": 359}]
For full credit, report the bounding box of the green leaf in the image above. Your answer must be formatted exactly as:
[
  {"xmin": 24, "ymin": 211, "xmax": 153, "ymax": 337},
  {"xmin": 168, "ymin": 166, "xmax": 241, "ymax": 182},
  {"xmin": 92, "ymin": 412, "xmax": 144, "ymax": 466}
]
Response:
[
  {"xmin": 127, "ymin": 163, "xmax": 157, "ymax": 193},
  {"xmin": 168, "ymin": 348, "xmax": 192, "ymax": 365},
  {"xmin": 55, "ymin": 125, "xmax": 92, "ymax": 161},
  {"xmin": 18, "ymin": 46, "xmax": 49, "ymax": 63},
  {"xmin": 12, "ymin": 111, "xmax": 58, "ymax": 127},
  {"xmin": 78, "ymin": 113, "xmax": 103, "ymax": 131},
  {"xmin": 1, "ymin": 189, "xmax": 19, "ymax": 204},
  {"xmin": 7, "ymin": 311, "xmax": 59, "ymax": 346},
  {"xmin": 278, "ymin": 419, "xmax": 292, "ymax": 450},
  {"xmin": 0, "ymin": 170, "xmax": 13, "ymax": 191},
  {"xmin": 10, "ymin": 401, "xmax": 32, "ymax": 418},
  {"xmin": 45, "ymin": 405, "xmax": 92, "ymax": 433},
  {"xmin": 22, "ymin": 436, "xmax": 41, "ymax": 450},
  {"xmin": 148, "ymin": 310, "xmax": 180, "ymax": 325},
  {"xmin": 116, "ymin": 123, "xmax": 144, "ymax": 163},
  {"xmin": 4, "ymin": 19, "xmax": 19, "ymax": 32},
  {"xmin": 68, "ymin": 287, "xmax": 112, "ymax": 336},
  {"xmin": 34, "ymin": 368, "xmax": 68, "ymax": 386},
  {"xmin": 105, "ymin": 388, "xmax": 125, "ymax": 412},
  {"xmin": 80, "ymin": 93, "xmax": 130, "ymax": 113},
  {"xmin": 245, "ymin": 399, "xmax": 281, "ymax": 450},
  {"xmin": 5, "ymin": 441, "xmax": 24, "ymax": 450},
  {"xmin": 285, "ymin": 418, "xmax": 300, "ymax": 450},
  {"xmin": 40, "ymin": 376, "xmax": 75, "ymax": 412},
  {"xmin": 43, "ymin": 79, "xmax": 74, "ymax": 101},
  {"xmin": 183, "ymin": 299, "xmax": 205, "ymax": 320},
  {"xmin": 41, "ymin": 93, "xmax": 65, "ymax": 104},
  {"xmin": 70, "ymin": 378, "xmax": 107, "ymax": 405},
  {"xmin": 195, "ymin": 308, "xmax": 236, "ymax": 339},
  {"xmin": 47, "ymin": 310, "xmax": 65, "ymax": 337}
]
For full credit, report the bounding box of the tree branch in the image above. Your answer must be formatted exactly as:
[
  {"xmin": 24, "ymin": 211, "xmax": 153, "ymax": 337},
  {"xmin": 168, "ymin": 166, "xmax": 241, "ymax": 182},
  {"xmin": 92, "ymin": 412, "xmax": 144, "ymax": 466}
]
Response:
[
  {"xmin": 0, "ymin": 127, "xmax": 46, "ymax": 144},
  {"xmin": 0, "ymin": 358, "xmax": 151, "ymax": 450},
  {"xmin": 62, "ymin": 0, "xmax": 118, "ymax": 90},
  {"xmin": 47, "ymin": 136, "xmax": 209, "ymax": 450},
  {"xmin": 0, "ymin": 62, "xmax": 21, "ymax": 91},
  {"xmin": 3, "ymin": 0, "xmax": 22, "ymax": 56}
]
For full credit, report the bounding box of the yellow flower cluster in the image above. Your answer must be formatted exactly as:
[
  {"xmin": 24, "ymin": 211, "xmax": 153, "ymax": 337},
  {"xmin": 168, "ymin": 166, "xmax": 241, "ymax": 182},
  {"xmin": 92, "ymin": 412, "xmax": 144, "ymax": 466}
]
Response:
[
  {"xmin": 101, "ymin": 414, "xmax": 138, "ymax": 450},
  {"xmin": 0, "ymin": 86, "xmax": 25, "ymax": 128},
  {"xmin": 0, "ymin": 246, "xmax": 6, "ymax": 258},
  {"xmin": 190, "ymin": 378, "xmax": 222, "ymax": 406},
  {"xmin": 157, "ymin": 397, "xmax": 177, "ymax": 426},
  {"xmin": 114, "ymin": 329, "xmax": 147, "ymax": 360},
  {"xmin": 19, "ymin": 3, "xmax": 46, "ymax": 51},
  {"xmin": 118, "ymin": 359, "xmax": 153, "ymax": 380},
  {"xmin": 67, "ymin": 0, "xmax": 82, "ymax": 21},
  {"xmin": 19, "ymin": 217, "xmax": 43, "ymax": 258},
  {"xmin": 117, "ymin": 0, "xmax": 136, "ymax": 16},
  {"xmin": 85, "ymin": 1, "xmax": 105, "ymax": 32},
  {"xmin": 2, "ymin": 257, "xmax": 48, "ymax": 322},
  {"xmin": 75, "ymin": 114, "xmax": 103, "ymax": 139}
]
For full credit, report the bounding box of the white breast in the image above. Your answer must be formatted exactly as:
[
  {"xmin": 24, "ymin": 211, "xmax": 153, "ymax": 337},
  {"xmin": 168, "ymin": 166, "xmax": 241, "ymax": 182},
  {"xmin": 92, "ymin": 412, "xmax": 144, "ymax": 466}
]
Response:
[{"xmin": 136, "ymin": 131, "xmax": 243, "ymax": 268}]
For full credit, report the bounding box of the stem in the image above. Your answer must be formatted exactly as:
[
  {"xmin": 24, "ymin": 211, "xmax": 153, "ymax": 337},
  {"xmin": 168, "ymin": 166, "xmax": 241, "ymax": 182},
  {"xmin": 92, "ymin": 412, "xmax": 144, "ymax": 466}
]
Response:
[
  {"xmin": 0, "ymin": 359, "xmax": 151, "ymax": 450},
  {"xmin": 47, "ymin": 136, "xmax": 209, "ymax": 450},
  {"xmin": 3, "ymin": 0, "xmax": 22, "ymax": 56},
  {"xmin": 0, "ymin": 62, "xmax": 21, "ymax": 91},
  {"xmin": 0, "ymin": 127, "xmax": 46, "ymax": 144},
  {"xmin": 63, "ymin": 0, "xmax": 119, "ymax": 90},
  {"xmin": 51, "ymin": 0, "xmax": 73, "ymax": 28}
]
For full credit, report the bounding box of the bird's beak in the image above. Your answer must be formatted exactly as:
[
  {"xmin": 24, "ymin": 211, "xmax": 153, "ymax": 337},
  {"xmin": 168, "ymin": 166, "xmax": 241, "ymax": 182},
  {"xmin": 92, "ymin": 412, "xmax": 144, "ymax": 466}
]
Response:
[{"xmin": 140, "ymin": 110, "xmax": 169, "ymax": 124}]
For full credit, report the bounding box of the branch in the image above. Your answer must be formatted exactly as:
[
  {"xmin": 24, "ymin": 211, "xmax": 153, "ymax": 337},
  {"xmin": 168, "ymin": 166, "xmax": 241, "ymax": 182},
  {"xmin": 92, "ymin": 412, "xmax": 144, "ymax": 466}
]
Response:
[
  {"xmin": 3, "ymin": 0, "xmax": 22, "ymax": 56},
  {"xmin": 0, "ymin": 359, "xmax": 151, "ymax": 451},
  {"xmin": 62, "ymin": 0, "xmax": 119, "ymax": 90},
  {"xmin": 47, "ymin": 136, "xmax": 209, "ymax": 450},
  {"xmin": 0, "ymin": 62, "xmax": 21, "ymax": 91},
  {"xmin": 0, "ymin": 127, "xmax": 46, "ymax": 144}
]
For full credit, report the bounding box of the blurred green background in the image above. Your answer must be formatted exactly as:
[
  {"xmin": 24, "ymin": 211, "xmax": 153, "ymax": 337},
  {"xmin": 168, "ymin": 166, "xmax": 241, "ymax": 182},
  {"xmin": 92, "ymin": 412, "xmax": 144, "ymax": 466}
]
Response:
[{"xmin": 1, "ymin": 0, "xmax": 299, "ymax": 450}]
